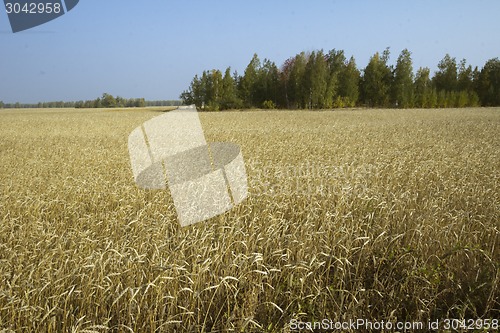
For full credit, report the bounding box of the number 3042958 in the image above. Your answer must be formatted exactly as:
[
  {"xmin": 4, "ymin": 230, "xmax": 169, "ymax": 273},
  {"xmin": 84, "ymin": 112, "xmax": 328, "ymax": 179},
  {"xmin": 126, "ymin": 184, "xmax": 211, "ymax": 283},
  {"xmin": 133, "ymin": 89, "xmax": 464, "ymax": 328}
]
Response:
[{"xmin": 5, "ymin": 2, "xmax": 62, "ymax": 14}]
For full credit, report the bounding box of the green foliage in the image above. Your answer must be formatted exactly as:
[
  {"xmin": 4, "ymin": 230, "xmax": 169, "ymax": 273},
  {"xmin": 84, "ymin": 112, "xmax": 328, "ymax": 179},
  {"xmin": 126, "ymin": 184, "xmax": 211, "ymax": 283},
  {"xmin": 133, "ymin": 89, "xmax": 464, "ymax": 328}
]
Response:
[
  {"xmin": 93, "ymin": 97, "xmax": 101, "ymax": 108},
  {"xmin": 468, "ymin": 91, "xmax": 480, "ymax": 107},
  {"xmin": 458, "ymin": 59, "xmax": 474, "ymax": 92},
  {"xmin": 241, "ymin": 53, "xmax": 261, "ymax": 107},
  {"xmin": 101, "ymin": 93, "xmax": 117, "ymax": 108},
  {"xmin": 332, "ymin": 96, "xmax": 354, "ymax": 108},
  {"xmin": 429, "ymin": 88, "xmax": 438, "ymax": 108},
  {"xmin": 476, "ymin": 58, "xmax": 500, "ymax": 106},
  {"xmin": 85, "ymin": 95, "xmax": 145, "ymax": 108},
  {"xmin": 437, "ymin": 90, "xmax": 448, "ymax": 108},
  {"xmin": 414, "ymin": 67, "xmax": 433, "ymax": 108},
  {"xmin": 182, "ymin": 49, "xmax": 500, "ymax": 110},
  {"xmin": 262, "ymin": 100, "xmax": 276, "ymax": 109},
  {"xmin": 325, "ymin": 49, "xmax": 345, "ymax": 106},
  {"xmin": 303, "ymin": 51, "xmax": 329, "ymax": 108},
  {"xmin": 220, "ymin": 67, "xmax": 240, "ymax": 109},
  {"xmin": 257, "ymin": 59, "xmax": 280, "ymax": 107},
  {"xmin": 456, "ymin": 91, "xmax": 468, "ymax": 108},
  {"xmin": 1, "ymin": 96, "xmax": 172, "ymax": 109},
  {"xmin": 181, "ymin": 70, "xmax": 222, "ymax": 110},
  {"xmin": 206, "ymin": 69, "xmax": 223, "ymax": 110},
  {"xmin": 339, "ymin": 56, "xmax": 360, "ymax": 106},
  {"xmin": 287, "ymin": 52, "xmax": 308, "ymax": 108},
  {"xmin": 393, "ymin": 49, "xmax": 415, "ymax": 108},
  {"xmin": 434, "ymin": 54, "xmax": 458, "ymax": 92},
  {"xmin": 361, "ymin": 48, "xmax": 393, "ymax": 107}
]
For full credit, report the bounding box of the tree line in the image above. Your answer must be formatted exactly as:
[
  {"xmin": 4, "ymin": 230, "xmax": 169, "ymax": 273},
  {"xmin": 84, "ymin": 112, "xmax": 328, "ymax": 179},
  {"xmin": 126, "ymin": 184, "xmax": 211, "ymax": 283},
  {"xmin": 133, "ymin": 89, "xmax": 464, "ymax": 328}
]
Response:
[
  {"xmin": 0, "ymin": 94, "xmax": 182, "ymax": 109},
  {"xmin": 180, "ymin": 48, "xmax": 500, "ymax": 110}
]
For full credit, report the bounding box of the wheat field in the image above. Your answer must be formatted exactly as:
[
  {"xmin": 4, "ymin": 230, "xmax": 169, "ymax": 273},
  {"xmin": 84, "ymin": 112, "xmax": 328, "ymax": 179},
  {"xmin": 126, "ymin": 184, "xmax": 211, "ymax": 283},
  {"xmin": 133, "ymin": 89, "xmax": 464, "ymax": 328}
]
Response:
[{"xmin": 0, "ymin": 107, "xmax": 498, "ymax": 332}]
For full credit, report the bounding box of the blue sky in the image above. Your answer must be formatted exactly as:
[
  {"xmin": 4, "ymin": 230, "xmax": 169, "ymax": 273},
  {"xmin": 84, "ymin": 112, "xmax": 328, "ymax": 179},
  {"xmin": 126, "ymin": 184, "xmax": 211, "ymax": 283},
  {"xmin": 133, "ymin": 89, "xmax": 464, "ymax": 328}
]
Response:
[{"xmin": 1, "ymin": 0, "xmax": 499, "ymax": 103}]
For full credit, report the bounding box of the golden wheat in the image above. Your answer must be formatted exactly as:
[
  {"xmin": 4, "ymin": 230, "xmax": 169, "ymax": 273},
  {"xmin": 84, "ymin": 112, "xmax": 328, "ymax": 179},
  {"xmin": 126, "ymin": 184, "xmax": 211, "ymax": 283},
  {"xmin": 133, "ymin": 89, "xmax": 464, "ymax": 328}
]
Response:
[{"xmin": 0, "ymin": 107, "xmax": 498, "ymax": 332}]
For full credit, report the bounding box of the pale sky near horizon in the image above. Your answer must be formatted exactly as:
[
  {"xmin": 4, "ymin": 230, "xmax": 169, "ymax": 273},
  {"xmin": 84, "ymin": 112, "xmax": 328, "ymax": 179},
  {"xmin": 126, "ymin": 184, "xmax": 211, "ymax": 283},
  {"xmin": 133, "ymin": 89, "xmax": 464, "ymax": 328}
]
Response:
[{"xmin": 1, "ymin": 0, "xmax": 499, "ymax": 103}]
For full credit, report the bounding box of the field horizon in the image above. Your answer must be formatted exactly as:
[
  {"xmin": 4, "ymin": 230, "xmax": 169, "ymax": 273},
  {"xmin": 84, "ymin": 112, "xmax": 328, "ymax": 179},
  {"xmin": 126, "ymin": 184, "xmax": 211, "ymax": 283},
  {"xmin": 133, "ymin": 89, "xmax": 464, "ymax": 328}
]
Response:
[{"xmin": 1, "ymin": 107, "xmax": 498, "ymax": 332}]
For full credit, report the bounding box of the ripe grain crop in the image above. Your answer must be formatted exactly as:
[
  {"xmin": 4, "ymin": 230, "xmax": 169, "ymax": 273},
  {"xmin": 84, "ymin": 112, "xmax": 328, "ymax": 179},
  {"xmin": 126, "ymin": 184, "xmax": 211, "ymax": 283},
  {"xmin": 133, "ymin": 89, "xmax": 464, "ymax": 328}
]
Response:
[{"xmin": 0, "ymin": 107, "xmax": 498, "ymax": 332}]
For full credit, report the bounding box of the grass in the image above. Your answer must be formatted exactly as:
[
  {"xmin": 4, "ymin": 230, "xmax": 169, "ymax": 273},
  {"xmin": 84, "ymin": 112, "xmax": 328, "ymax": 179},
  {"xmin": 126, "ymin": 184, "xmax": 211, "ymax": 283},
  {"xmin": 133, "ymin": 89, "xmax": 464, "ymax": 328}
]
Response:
[{"xmin": 0, "ymin": 107, "xmax": 498, "ymax": 332}]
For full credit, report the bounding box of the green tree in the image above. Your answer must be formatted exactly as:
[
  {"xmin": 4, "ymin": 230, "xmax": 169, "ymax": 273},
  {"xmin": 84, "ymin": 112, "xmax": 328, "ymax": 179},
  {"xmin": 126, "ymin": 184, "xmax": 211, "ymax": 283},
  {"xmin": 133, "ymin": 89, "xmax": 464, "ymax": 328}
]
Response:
[
  {"xmin": 200, "ymin": 71, "xmax": 209, "ymax": 108},
  {"xmin": 182, "ymin": 69, "xmax": 224, "ymax": 111},
  {"xmin": 187, "ymin": 74, "xmax": 205, "ymax": 107},
  {"xmin": 393, "ymin": 49, "xmax": 414, "ymax": 108},
  {"xmin": 437, "ymin": 90, "xmax": 448, "ymax": 108},
  {"xmin": 476, "ymin": 58, "xmax": 500, "ymax": 106},
  {"xmin": 93, "ymin": 97, "xmax": 102, "ymax": 108},
  {"xmin": 205, "ymin": 69, "xmax": 223, "ymax": 110},
  {"xmin": 101, "ymin": 93, "xmax": 117, "ymax": 108},
  {"xmin": 303, "ymin": 50, "xmax": 329, "ymax": 108},
  {"xmin": 414, "ymin": 67, "xmax": 433, "ymax": 108},
  {"xmin": 220, "ymin": 67, "xmax": 239, "ymax": 109},
  {"xmin": 429, "ymin": 88, "xmax": 438, "ymax": 108},
  {"xmin": 456, "ymin": 90, "xmax": 468, "ymax": 108},
  {"xmin": 134, "ymin": 98, "xmax": 146, "ymax": 107},
  {"xmin": 287, "ymin": 52, "xmax": 308, "ymax": 108},
  {"xmin": 468, "ymin": 90, "xmax": 480, "ymax": 107},
  {"xmin": 241, "ymin": 53, "xmax": 261, "ymax": 107},
  {"xmin": 280, "ymin": 56, "xmax": 300, "ymax": 108},
  {"xmin": 361, "ymin": 48, "xmax": 393, "ymax": 107},
  {"xmin": 180, "ymin": 79, "xmax": 195, "ymax": 106},
  {"xmin": 325, "ymin": 49, "xmax": 345, "ymax": 106},
  {"xmin": 0, "ymin": 101, "xmax": 3, "ymax": 108},
  {"xmin": 456, "ymin": 59, "xmax": 480, "ymax": 107},
  {"xmin": 325, "ymin": 49, "xmax": 346, "ymax": 107},
  {"xmin": 338, "ymin": 56, "xmax": 360, "ymax": 107},
  {"xmin": 458, "ymin": 59, "xmax": 474, "ymax": 92},
  {"xmin": 433, "ymin": 54, "xmax": 458, "ymax": 93},
  {"xmin": 115, "ymin": 96, "xmax": 126, "ymax": 107},
  {"xmin": 326, "ymin": 49, "xmax": 346, "ymax": 77},
  {"xmin": 259, "ymin": 59, "xmax": 280, "ymax": 107}
]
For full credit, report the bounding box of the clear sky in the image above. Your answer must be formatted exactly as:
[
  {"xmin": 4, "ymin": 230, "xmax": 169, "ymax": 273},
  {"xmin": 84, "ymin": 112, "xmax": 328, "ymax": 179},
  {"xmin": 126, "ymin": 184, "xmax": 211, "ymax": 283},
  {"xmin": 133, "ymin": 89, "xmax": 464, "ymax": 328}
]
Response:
[{"xmin": 1, "ymin": 0, "xmax": 499, "ymax": 103}]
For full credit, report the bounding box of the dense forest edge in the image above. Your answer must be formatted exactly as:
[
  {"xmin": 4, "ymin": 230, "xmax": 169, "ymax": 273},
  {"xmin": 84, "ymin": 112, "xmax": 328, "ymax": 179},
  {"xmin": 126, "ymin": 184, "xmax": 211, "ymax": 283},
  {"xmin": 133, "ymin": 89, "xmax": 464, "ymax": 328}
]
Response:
[{"xmin": 180, "ymin": 48, "xmax": 500, "ymax": 110}]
